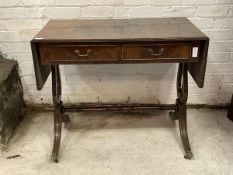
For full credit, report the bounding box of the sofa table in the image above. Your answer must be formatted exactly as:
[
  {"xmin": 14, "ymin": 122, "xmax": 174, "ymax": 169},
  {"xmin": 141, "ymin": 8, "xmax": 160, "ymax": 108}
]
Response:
[{"xmin": 31, "ymin": 18, "xmax": 209, "ymax": 162}]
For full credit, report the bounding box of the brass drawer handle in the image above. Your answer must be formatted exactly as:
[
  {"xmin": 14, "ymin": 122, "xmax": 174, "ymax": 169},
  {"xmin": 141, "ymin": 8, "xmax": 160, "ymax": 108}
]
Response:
[
  {"xmin": 148, "ymin": 48, "xmax": 165, "ymax": 56},
  {"xmin": 74, "ymin": 49, "xmax": 92, "ymax": 57}
]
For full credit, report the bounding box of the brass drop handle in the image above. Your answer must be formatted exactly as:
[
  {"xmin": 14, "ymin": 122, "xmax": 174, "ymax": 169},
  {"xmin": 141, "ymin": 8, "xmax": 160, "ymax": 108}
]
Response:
[
  {"xmin": 148, "ymin": 48, "xmax": 165, "ymax": 56},
  {"xmin": 75, "ymin": 49, "xmax": 92, "ymax": 57}
]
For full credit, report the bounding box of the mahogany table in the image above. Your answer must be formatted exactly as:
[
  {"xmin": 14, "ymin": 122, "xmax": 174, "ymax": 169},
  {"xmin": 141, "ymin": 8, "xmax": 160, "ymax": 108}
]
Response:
[{"xmin": 31, "ymin": 18, "xmax": 209, "ymax": 162}]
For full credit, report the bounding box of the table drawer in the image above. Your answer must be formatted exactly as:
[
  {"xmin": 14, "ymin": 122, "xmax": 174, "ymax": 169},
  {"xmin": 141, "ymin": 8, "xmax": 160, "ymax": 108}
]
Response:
[
  {"xmin": 123, "ymin": 43, "xmax": 191, "ymax": 60},
  {"xmin": 43, "ymin": 44, "xmax": 119, "ymax": 63}
]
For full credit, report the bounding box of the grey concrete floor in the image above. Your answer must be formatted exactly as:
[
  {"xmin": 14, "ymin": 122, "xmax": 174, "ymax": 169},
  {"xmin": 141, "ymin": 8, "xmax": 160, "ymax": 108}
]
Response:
[{"xmin": 0, "ymin": 109, "xmax": 233, "ymax": 175}]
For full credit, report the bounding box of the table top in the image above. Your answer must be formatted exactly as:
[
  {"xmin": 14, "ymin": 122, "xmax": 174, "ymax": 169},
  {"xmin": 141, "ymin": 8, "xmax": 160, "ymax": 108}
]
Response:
[
  {"xmin": 31, "ymin": 17, "xmax": 209, "ymax": 90},
  {"xmin": 33, "ymin": 17, "xmax": 208, "ymax": 42}
]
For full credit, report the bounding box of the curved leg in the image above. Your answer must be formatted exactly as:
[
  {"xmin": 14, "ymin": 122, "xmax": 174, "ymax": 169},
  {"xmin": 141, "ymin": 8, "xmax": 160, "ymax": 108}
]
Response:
[
  {"xmin": 51, "ymin": 65, "xmax": 62, "ymax": 163},
  {"xmin": 179, "ymin": 103, "xmax": 193, "ymax": 159},
  {"xmin": 177, "ymin": 63, "xmax": 193, "ymax": 159}
]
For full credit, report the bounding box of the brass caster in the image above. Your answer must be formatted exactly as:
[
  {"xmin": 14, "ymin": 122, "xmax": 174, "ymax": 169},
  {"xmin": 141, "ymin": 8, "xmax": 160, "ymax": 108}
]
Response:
[
  {"xmin": 62, "ymin": 114, "xmax": 70, "ymax": 123},
  {"xmin": 63, "ymin": 114, "xmax": 72, "ymax": 130},
  {"xmin": 184, "ymin": 151, "xmax": 193, "ymax": 160},
  {"xmin": 169, "ymin": 111, "xmax": 178, "ymax": 120},
  {"xmin": 51, "ymin": 153, "xmax": 59, "ymax": 163}
]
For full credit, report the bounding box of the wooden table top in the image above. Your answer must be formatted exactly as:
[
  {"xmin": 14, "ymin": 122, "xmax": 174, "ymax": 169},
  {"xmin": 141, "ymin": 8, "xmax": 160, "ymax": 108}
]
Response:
[
  {"xmin": 33, "ymin": 17, "xmax": 208, "ymax": 42},
  {"xmin": 31, "ymin": 17, "xmax": 209, "ymax": 90}
]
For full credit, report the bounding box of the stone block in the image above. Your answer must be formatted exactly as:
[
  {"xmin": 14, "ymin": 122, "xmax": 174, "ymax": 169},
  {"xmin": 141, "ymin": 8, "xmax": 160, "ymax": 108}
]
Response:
[{"xmin": 0, "ymin": 55, "xmax": 25, "ymax": 150}]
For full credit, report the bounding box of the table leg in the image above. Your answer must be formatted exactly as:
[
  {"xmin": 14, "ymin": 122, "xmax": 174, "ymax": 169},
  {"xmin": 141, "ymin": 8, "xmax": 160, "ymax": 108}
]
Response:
[
  {"xmin": 51, "ymin": 65, "xmax": 62, "ymax": 163},
  {"xmin": 170, "ymin": 63, "xmax": 193, "ymax": 159}
]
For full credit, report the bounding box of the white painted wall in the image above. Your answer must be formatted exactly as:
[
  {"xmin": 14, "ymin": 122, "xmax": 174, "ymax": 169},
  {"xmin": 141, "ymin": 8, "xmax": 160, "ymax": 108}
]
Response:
[{"xmin": 0, "ymin": 0, "xmax": 232, "ymax": 105}]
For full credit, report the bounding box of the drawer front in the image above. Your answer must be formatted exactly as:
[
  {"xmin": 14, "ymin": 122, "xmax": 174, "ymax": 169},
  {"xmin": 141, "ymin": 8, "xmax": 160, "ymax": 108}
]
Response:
[
  {"xmin": 123, "ymin": 43, "xmax": 191, "ymax": 60},
  {"xmin": 45, "ymin": 44, "xmax": 119, "ymax": 63}
]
